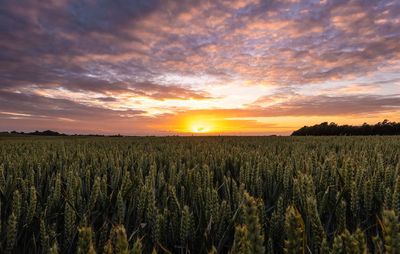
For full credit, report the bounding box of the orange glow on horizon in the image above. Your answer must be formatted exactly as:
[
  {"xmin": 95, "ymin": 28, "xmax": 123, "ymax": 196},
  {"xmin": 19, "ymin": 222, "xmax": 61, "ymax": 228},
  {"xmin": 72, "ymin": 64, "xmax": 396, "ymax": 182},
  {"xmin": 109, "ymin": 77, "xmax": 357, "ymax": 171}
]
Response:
[{"xmin": 154, "ymin": 112, "xmax": 400, "ymax": 136}]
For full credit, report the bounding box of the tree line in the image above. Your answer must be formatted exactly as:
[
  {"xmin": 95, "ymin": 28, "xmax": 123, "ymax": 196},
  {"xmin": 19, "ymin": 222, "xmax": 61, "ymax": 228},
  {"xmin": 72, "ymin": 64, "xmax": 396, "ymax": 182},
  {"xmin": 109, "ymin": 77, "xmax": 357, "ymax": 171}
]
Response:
[{"xmin": 292, "ymin": 120, "xmax": 400, "ymax": 136}]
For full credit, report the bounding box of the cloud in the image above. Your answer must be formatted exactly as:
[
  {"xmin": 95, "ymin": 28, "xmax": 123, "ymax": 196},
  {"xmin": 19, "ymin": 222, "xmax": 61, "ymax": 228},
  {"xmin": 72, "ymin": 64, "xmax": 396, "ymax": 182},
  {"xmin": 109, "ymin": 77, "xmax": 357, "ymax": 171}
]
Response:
[
  {"xmin": 0, "ymin": 90, "xmax": 144, "ymax": 120},
  {"xmin": 190, "ymin": 94, "xmax": 400, "ymax": 117},
  {"xmin": 319, "ymin": 84, "xmax": 381, "ymax": 95},
  {"xmin": 266, "ymin": 94, "xmax": 400, "ymax": 116},
  {"xmin": 2, "ymin": 0, "xmax": 399, "ymax": 90},
  {"xmin": 96, "ymin": 96, "xmax": 118, "ymax": 102}
]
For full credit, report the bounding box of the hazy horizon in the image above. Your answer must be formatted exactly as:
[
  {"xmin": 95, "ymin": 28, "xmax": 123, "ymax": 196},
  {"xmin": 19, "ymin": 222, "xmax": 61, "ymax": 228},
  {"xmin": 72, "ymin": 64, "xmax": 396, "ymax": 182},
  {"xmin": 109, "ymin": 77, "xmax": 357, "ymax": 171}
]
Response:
[{"xmin": 1, "ymin": 0, "xmax": 400, "ymax": 135}]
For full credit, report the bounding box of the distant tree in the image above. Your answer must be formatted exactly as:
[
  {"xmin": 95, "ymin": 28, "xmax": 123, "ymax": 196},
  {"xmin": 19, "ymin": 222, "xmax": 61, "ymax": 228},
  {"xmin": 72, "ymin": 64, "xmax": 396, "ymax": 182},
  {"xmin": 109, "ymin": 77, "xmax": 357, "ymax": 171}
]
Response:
[{"xmin": 28, "ymin": 130, "xmax": 66, "ymax": 136}]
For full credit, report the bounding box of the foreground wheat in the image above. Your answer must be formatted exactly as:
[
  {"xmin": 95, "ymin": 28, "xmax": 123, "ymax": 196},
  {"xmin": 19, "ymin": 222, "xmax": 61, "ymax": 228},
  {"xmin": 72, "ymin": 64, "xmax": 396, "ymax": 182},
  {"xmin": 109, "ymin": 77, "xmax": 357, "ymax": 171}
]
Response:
[{"xmin": 0, "ymin": 136, "xmax": 399, "ymax": 253}]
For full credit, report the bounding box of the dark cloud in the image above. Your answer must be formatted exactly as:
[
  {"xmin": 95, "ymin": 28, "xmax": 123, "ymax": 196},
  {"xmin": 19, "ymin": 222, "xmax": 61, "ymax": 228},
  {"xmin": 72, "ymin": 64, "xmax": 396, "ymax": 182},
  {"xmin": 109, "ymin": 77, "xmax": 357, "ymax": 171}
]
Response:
[
  {"xmin": 127, "ymin": 82, "xmax": 213, "ymax": 100},
  {"xmin": 96, "ymin": 96, "xmax": 118, "ymax": 102},
  {"xmin": 0, "ymin": 90, "xmax": 144, "ymax": 120}
]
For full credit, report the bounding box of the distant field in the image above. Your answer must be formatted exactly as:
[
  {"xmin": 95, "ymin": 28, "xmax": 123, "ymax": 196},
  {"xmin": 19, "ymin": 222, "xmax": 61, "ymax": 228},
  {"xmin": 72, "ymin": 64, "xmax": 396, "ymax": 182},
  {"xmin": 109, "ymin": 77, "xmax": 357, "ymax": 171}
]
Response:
[{"xmin": 0, "ymin": 136, "xmax": 400, "ymax": 253}]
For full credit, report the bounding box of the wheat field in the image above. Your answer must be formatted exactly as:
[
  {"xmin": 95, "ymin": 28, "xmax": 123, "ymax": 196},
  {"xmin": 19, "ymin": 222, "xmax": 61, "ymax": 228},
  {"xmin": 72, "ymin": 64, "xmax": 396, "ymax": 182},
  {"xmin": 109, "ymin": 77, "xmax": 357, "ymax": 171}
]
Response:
[{"xmin": 0, "ymin": 136, "xmax": 399, "ymax": 253}]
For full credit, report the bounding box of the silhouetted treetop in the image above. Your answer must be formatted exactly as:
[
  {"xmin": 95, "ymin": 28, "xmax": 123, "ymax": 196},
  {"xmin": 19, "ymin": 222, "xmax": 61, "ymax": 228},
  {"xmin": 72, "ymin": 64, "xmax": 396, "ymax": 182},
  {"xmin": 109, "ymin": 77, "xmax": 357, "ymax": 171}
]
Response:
[
  {"xmin": 291, "ymin": 120, "xmax": 400, "ymax": 136},
  {"xmin": 1, "ymin": 130, "xmax": 66, "ymax": 136}
]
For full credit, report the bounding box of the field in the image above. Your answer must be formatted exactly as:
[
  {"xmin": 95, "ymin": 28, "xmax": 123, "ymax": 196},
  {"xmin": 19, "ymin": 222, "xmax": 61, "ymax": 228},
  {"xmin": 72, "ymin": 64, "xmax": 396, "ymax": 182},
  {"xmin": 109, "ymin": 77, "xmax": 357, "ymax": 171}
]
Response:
[{"xmin": 1, "ymin": 136, "xmax": 400, "ymax": 254}]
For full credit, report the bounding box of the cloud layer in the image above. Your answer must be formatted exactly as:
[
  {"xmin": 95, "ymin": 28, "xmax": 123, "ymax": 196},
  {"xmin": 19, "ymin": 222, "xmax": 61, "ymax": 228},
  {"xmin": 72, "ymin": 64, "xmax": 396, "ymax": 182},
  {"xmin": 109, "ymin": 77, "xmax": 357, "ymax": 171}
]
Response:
[{"xmin": 1, "ymin": 0, "xmax": 400, "ymax": 134}]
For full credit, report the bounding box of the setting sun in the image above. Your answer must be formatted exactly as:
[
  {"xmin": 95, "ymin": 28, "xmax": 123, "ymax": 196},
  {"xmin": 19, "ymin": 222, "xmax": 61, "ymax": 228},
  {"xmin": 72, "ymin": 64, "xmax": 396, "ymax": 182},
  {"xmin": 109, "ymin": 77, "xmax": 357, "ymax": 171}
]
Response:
[
  {"xmin": 183, "ymin": 116, "xmax": 218, "ymax": 134},
  {"xmin": 192, "ymin": 126, "xmax": 207, "ymax": 133},
  {"xmin": 189, "ymin": 120, "xmax": 213, "ymax": 134}
]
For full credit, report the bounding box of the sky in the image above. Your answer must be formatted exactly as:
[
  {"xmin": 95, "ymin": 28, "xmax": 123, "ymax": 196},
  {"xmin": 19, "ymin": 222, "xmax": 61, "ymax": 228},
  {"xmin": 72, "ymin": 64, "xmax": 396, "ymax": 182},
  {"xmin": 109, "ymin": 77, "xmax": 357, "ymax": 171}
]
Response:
[{"xmin": 1, "ymin": 0, "xmax": 400, "ymax": 135}]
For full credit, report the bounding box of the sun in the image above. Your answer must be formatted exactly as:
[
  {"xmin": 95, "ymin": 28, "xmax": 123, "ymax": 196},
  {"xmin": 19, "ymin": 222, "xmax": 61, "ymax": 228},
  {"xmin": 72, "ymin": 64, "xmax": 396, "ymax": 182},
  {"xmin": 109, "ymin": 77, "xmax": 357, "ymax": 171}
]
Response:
[
  {"xmin": 192, "ymin": 126, "xmax": 208, "ymax": 133},
  {"xmin": 186, "ymin": 117, "xmax": 215, "ymax": 134}
]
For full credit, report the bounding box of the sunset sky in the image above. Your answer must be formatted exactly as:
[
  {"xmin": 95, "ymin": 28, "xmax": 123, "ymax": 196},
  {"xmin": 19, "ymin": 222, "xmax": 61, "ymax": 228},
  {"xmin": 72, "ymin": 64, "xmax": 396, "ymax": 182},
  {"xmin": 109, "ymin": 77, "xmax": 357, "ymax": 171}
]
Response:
[{"xmin": 1, "ymin": 0, "xmax": 400, "ymax": 135}]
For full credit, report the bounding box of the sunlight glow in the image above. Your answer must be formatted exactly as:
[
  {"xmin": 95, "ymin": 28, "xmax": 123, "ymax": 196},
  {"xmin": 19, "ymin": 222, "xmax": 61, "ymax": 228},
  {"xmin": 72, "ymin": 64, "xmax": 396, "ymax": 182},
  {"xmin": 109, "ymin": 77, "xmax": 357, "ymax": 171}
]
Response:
[
  {"xmin": 192, "ymin": 126, "xmax": 208, "ymax": 133},
  {"xmin": 186, "ymin": 117, "xmax": 216, "ymax": 134}
]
